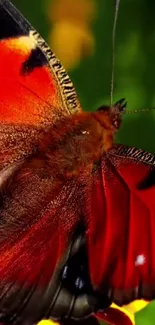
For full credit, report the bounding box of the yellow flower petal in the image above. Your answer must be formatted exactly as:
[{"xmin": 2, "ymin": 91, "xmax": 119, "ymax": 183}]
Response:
[
  {"xmin": 111, "ymin": 303, "xmax": 135, "ymax": 324},
  {"xmin": 123, "ymin": 300, "xmax": 149, "ymax": 314},
  {"xmin": 49, "ymin": 21, "xmax": 94, "ymax": 70},
  {"xmin": 111, "ymin": 300, "xmax": 149, "ymax": 325},
  {"xmin": 49, "ymin": 0, "xmax": 96, "ymax": 24},
  {"xmin": 47, "ymin": 0, "xmax": 96, "ymax": 70},
  {"xmin": 38, "ymin": 320, "xmax": 59, "ymax": 325}
]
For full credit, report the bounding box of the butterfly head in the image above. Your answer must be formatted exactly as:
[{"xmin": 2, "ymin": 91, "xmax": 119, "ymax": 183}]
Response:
[
  {"xmin": 95, "ymin": 98, "xmax": 127, "ymax": 131},
  {"xmin": 110, "ymin": 97, "xmax": 127, "ymax": 129}
]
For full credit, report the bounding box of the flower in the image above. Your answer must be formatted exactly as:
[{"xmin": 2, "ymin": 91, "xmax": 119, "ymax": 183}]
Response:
[
  {"xmin": 47, "ymin": 0, "xmax": 96, "ymax": 70},
  {"xmin": 37, "ymin": 300, "xmax": 149, "ymax": 325},
  {"xmin": 96, "ymin": 300, "xmax": 149, "ymax": 325}
]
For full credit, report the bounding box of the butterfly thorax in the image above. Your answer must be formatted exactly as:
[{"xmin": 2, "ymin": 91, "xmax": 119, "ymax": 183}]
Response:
[{"xmin": 36, "ymin": 110, "xmax": 117, "ymax": 178}]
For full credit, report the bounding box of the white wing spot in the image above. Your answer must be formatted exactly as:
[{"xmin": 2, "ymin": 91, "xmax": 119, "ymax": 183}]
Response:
[{"xmin": 135, "ymin": 254, "xmax": 146, "ymax": 266}]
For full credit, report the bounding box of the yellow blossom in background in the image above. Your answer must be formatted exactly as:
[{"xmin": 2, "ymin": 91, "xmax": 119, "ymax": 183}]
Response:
[
  {"xmin": 102, "ymin": 300, "xmax": 149, "ymax": 324},
  {"xmin": 37, "ymin": 300, "xmax": 149, "ymax": 325},
  {"xmin": 123, "ymin": 299, "xmax": 149, "ymax": 315},
  {"xmin": 47, "ymin": 0, "xmax": 96, "ymax": 70},
  {"xmin": 49, "ymin": 21, "xmax": 94, "ymax": 70},
  {"xmin": 38, "ymin": 320, "xmax": 59, "ymax": 325}
]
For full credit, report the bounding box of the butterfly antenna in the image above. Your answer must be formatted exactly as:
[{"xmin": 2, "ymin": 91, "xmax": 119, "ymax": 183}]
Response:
[
  {"xmin": 110, "ymin": 0, "xmax": 121, "ymax": 107},
  {"xmin": 126, "ymin": 108, "xmax": 155, "ymax": 114}
]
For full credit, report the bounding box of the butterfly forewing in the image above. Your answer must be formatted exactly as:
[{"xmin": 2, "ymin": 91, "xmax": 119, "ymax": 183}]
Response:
[{"xmin": 0, "ymin": 0, "xmax": 81, "ymax": 169}]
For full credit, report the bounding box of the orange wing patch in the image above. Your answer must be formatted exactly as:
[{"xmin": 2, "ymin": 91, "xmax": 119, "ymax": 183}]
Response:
[{"xmin": 0, "ymin": 37, "xmax": 59, "ymax": 125}]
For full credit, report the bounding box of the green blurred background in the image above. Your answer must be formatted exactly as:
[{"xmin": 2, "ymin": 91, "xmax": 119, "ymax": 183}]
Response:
[
  {"xmin": 10, "ymin": 0, "xmax": 155, "ymax": 323},
  {"xmin": 12, "ymin": 0, "xmax": 155, "ymax": 154}
]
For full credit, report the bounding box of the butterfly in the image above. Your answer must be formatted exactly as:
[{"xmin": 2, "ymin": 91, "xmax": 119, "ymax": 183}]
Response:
[{"xmin": 0, "ymin": 0, "xmax": 155, "ymax": 324}]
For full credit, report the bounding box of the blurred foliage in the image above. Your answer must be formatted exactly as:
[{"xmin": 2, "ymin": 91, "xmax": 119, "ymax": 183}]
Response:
[
  {"xmin": 10, "ymin": 0, "xmax": 155, "ymax": 324},
  {"xmin": 135, "ymin": 301, "xmax": 155, "ymax": 325}
]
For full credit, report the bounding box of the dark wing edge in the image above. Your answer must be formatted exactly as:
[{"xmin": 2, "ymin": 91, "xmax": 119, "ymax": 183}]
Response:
[{"xmin": 111, "ymin": 144, "xmax": 155, "ymax": 166}]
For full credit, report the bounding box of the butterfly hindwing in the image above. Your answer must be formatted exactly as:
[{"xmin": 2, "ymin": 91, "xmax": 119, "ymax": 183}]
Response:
[
  {"xmin": 88, "ymin": 144, "xmax": 155, "ymax": 305},
  {"xmin": 0, "ymin": 156, "xmax": 86, "ymax": 323}
]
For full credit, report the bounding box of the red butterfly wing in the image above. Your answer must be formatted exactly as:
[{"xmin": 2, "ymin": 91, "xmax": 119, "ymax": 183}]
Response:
[
  {"xmin": 0, "ymin": 0, "xmax": 81, "ymax": 169},
  {"xmin": 88, "ymin": 145, "xmax": 155, "ymax": 305},
  {"xmin": 0, "ymin": 167, "xmax": 83, "ymax": 322},
  {"xmin": 1, "ymin": 0, "xmax": 155, "ymax": 322},
  {"xmin": 0, "ymin": 0, "xmax": 86, "ymax": 323}
]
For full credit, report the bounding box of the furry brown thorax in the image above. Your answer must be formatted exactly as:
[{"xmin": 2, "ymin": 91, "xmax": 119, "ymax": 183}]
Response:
[{"xmin": 32, "ymin": 99, "xmax": 127, "ymax": 178}]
